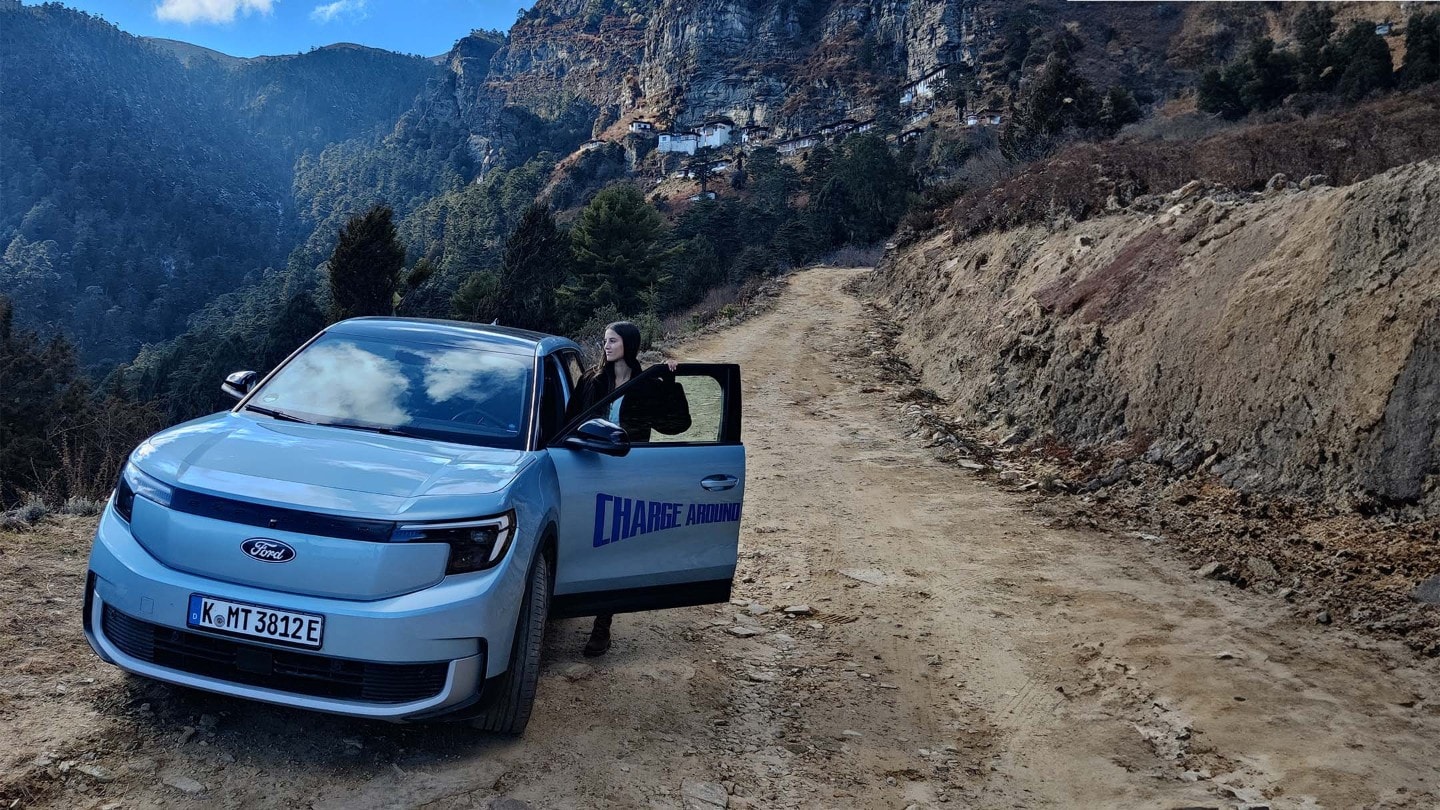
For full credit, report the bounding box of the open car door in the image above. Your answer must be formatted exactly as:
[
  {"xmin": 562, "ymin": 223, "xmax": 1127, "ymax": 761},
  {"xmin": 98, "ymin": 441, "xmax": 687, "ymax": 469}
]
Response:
[{"xmin": 547, "ymin": 363, "xmax": 743, "ymax": 618}]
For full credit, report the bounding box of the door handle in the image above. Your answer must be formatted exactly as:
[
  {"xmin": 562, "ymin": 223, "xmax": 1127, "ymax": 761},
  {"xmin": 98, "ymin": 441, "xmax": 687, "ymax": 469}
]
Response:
[{"xmin": 700, "ymin": 474, "xmax": 738, "ymax": 491}]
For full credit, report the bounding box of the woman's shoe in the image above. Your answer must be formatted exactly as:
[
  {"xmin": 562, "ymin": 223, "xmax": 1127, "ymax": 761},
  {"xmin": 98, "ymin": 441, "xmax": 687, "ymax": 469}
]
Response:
[{"xmin": 583, "ymin": 615, "xmax": 612, "ymax": 657}]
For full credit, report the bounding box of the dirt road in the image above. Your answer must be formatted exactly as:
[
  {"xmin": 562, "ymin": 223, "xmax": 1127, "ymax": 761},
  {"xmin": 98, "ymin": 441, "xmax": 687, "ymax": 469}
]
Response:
[{"xmin": 4, "ymin": 267, "xmax": 1439, "ymax": 809}]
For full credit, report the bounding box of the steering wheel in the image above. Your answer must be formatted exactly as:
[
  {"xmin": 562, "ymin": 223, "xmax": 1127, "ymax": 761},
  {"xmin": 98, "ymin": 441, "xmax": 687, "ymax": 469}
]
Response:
[{"xmin": 450, "ymin": 408, "xmax": 508, "ymax": 431}]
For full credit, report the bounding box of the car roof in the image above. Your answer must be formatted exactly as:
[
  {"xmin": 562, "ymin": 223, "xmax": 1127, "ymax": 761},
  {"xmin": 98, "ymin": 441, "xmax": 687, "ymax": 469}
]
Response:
[{"xmin": 326, "ymin": 317, "xmax": 580, "ymax": 356}]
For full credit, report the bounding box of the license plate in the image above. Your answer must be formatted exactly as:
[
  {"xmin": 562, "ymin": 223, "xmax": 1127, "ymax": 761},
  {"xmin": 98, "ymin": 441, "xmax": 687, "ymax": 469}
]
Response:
[{"xmin": 187, "ymin": 594, "xmax": 324, "ymax": 649}]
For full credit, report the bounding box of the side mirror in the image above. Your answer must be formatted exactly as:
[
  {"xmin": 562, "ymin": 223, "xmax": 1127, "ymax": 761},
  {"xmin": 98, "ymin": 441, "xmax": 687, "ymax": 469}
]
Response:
[
  {"xmin": 222, "ymin": 370, "xmax": 259, "ymax": 401},
  {"xmin": 561, "ymin": 418, "xmax": 631, "ymax": 457}
]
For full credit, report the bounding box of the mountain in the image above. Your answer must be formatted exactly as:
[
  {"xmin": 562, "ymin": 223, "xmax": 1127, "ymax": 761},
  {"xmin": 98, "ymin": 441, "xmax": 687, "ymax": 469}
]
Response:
[
  {"xmin": 0, "ymin": 2, "xmax": 294, "ymax": 368},
  {"xmin": 0, "ymin": 2, "xmax": 438, "ymax": 368},
  {"xmin": 215, "ymin": 43, "xmax": 442, "ymax": 161}
]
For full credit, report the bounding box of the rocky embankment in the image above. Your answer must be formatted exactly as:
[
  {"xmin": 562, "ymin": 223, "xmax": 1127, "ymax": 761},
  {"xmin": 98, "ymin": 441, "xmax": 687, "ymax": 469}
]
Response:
[
  {"xmin": 867, "ymin": 159, "xmax": 1440, "ymax": 652},
  {"xmin": 873, "ymin": 160, "xmax": 1440, "ymax": 513}
]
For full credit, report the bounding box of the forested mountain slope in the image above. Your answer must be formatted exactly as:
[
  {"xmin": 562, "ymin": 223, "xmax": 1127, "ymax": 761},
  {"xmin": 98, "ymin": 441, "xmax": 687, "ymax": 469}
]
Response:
[
  {"xmin": 0, "ymin": 2, "xmax": 437, "ymax": 368},
  {"xmin": 0, "ymin": 2, "xmax": 293, "ymax": 368}
]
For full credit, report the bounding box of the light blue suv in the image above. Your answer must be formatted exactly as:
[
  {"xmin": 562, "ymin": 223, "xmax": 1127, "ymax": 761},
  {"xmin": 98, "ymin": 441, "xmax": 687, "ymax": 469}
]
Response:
[{"xmin": 83, "ymin": 318, "xmax": 744, "ymax": 733}]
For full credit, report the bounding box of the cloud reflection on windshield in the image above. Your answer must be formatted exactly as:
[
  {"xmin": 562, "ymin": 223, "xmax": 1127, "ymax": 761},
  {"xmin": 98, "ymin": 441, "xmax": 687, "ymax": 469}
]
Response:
[
  {"xmin": 423, "ymin": 349, "xmax": 528, "ymax": 405},
  {"xmin": 261, "ymin": 342, "xmax": 409, "ymax": 424}
]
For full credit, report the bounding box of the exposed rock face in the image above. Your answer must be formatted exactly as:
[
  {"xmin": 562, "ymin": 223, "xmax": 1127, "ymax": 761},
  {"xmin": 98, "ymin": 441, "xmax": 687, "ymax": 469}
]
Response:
[
  {"xmin": 870, "ymin": 160, "xmax": 1440, "ymax": 513},
  {"xmin": 413, "ymin": 0, "xmax": 999, "ymax": 168}
]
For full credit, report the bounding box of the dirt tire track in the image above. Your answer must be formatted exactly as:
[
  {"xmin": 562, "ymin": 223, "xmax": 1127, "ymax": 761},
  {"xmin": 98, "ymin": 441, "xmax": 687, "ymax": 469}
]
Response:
[{"xmin": 3, "ymin": 267, "xmax": 1439, "ymax": 808}]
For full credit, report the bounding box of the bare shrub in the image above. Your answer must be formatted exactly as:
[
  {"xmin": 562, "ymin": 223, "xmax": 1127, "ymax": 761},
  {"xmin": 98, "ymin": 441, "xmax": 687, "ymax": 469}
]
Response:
[
  {"xmin": 61, "ymin": 496, "xmax": 106, "ymax": 516},
  {"xmin": 955, "ymin": 147, "xmax": 1017, "ymax": 189},
  {"xmin": 1, "ymin": 495, "xmax": 50, "ymax": 530},
  {"xmin": 1120, "ymin": 111, "xmax": 1234, "ymax": 142},
  {"xmin": 820, "ymin": 244, "xmax": 885, "ymax": 268},
  {"xmin": 899, "ymin": 180, "xmax": 967, "ymax": 238}
]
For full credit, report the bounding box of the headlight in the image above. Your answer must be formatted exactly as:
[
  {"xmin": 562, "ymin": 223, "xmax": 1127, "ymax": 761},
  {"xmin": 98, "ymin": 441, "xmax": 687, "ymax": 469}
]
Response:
[
  {"xmin": 113, "ymin": 463, "xmax": 174, "ymax": 522},
  {"xmin": 391, "ymin": 510, "xmax": 516, "ymax": 575}
]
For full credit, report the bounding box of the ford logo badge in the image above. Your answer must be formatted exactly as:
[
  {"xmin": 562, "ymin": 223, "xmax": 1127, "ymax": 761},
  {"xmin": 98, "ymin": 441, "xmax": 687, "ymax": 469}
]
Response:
[{"xmin": 241, "ymin": 538, "xmax": 296, "ymax": 563}]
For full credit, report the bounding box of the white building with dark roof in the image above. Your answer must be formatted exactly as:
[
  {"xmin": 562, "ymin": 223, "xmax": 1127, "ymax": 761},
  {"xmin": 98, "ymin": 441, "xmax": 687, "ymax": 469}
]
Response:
[
  {"xmin": 697, "ymin": 118, "xmax": 735, "ymax": 149},
  {"xmin": 900, "ymin": 65, "xmax": 949, "ymax": 106},
  {"xmin": 776, "ymin": 134, "xmax": 820, "ymax": 155},
  {"xmin": 818, "ymin": 118, "xmax": 859, "ymax": 140},
  {"xmin": 658, "ymin": 131, "xmax": 699, "ymax": 155}
]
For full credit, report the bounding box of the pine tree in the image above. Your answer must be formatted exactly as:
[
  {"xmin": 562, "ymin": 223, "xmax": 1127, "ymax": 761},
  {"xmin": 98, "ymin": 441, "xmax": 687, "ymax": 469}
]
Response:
[
  {"xmin": 261, "ymin": 291, "xmax": 326, "ymax": 370},
  {"xmin": 829, "ymin": 135, "xmax": 911, "ymax": 245},
  {"xmin": 1097, "ymin": 86, "xmax": 1142, "ymax": 136},
  {"xmin": 1294, "ymin": 5, "xmax": 1336, "ymax": 91},
  {"xmin": 1237, "ymin": 38, "xmax": 1298, "ymax": 111},
  {"xmin": 1000, "ymin": 37, "xmax": 1097, "ymax": 158},
  {"xmin": 1334, "ymin": 22, "xmax": 1395, "ymax": 101},
  {"xmin": 326, "ymin": 204, "xmax": 406, "ymax": 321},
  {"xmin": 491, "ymin": 204, "xmax": 571, "ymax": 332},
  {"xmin": 1402, "ymin": 12, "xmax": 1440, "ymax": 88},
  {"xmin": 558, "ymin": 185, "xmax": 676, "ymax": 327},
  {"xmin": 450, "ymin": 272, "xmax": 500, "ymax": 323},
  {"xmin": 0, "ymin": 296, "xmax": 86, "ymax": 505},
  {"xmin": 1197, "ymin": 65, "xmax": 1247, "ymax": 119}
]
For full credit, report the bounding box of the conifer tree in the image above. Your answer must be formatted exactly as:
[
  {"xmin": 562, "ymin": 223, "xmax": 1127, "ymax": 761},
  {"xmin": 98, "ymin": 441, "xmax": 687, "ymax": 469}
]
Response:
[
  {"xmin": 1334, "ymin": 21, "xmax": 1395, "ymax": 101},
  {"xmin": 1237, "ymin": 38, "xmax": 1298, "ymax": 111},
  {"xmin": 261, "ymin": 291, "xmax": 326, "ymax": 370},
  {"xmin": 1402, "ymin": 12, "xmax": 1440, "ymax": 88},
  {"xmin": 326, "ymin": 204, "xmax": 406, "ymax": 321},
  {"xmin": 1294, "ymin": 5, "xmax": 1336, "ymax": 91},
  {"xmin": 1098, "ymin": 86, "xmax": 1142, "ymax": 136},
  {"xmin": 558, "ymin": 185, "xmax": 675, "ymax": 327},
  {"xmin": 491, "ymin": 204, "xmax": 571, "ymax": 332},
  {"xmin": 1000, "ymin": 37, "xmax": 1097, "ymax": 159}
]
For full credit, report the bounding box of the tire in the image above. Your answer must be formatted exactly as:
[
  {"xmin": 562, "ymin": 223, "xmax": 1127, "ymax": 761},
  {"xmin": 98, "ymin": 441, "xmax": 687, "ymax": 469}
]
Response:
[{"xmin": 471, "ymin": 552, "xmax": 551, "ymax": 735}]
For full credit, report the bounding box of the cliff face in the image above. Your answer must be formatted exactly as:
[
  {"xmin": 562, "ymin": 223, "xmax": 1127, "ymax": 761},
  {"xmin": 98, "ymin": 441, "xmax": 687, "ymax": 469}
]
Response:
[
  {"xmin": 422, "ymin": 0, "xmax": 1003, "ymax": 169},
  {"xmin": 870, "ymin": 161, "xmax": 1440, "ymax": 513}
]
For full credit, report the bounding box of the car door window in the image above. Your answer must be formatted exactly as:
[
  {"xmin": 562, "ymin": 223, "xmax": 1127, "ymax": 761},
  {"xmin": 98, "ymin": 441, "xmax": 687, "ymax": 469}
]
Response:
[
  {"xmin": 634, "ymin": 374, "xmax": 723, "ymax": 444},
  {"xmin": 560, "ymin": 351, "xmax": 584, "ymax": 390},
  {"xmin": 569, "ymin": 366, "xmax": 737, "ymax": 446},
  {"xmin": 537, "ymin": 357, "xmax": 567, "ymax": 445}
]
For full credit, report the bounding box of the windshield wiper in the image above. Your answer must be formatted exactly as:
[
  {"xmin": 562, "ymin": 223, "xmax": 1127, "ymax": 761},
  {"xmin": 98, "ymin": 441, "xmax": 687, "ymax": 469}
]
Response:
[
  {"xmin": 319, "ymin": 422, "xmax": 422, "ymax": 439},
  {"xmin": 244, "ymin": 404, "xmax": 315, "ymax": 424}
]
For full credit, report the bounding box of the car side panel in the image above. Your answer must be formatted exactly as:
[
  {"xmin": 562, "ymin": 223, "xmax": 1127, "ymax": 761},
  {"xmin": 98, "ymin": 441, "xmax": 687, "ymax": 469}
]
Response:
[{"xmin": 549, "ymin": 444, "xmax": 744, "ymax": 599}]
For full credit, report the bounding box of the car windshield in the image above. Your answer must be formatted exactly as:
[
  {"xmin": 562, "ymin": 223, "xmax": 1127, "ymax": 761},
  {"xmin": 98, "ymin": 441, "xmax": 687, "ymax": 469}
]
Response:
[{"xmin": 247, "ymin": 333, "xmax": 534, "ymax": 449}]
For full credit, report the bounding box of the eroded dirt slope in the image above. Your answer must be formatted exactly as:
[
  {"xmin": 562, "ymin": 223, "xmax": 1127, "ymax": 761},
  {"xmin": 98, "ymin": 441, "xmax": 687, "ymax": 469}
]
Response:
[
  {"xmin": 872, "ymin": 160, "xmax": 1440, "ymax": 513},
  {"xmin": 3, "ymin": 268, "xmax": 1438, "ymax": 809}
]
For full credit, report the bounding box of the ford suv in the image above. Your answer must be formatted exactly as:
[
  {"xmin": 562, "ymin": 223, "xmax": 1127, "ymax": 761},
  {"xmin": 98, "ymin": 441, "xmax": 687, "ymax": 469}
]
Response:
[{"xmin": 83, "ymin": 318, "xmax": 744, "ymax": 734}]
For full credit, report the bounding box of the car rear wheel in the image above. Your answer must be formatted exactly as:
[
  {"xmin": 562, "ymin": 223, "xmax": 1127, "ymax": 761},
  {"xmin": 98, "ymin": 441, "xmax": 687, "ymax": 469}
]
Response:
[{"xmin": 471, "ymin": 552, "xmax": 551, "ymax": 735}]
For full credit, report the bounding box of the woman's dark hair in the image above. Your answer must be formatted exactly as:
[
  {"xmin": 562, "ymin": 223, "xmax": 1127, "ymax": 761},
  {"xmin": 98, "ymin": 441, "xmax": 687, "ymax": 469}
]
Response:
[{"xmin": 582, "ymin": 320, "xmax": 643, "ymax": 397}]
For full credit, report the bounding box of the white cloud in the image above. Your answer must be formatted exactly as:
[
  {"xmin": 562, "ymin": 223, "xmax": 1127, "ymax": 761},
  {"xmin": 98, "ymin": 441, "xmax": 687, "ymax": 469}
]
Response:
[
  {"xmin": 310, "ymin": 0, "xmax": 367, "ymax": 24},
  {"xmin": 262, "ymin": 342, "xmax": 410, "ymax": 426},
  {"xmin": 154, "ymin": 0, "xmax": 275, "ymax": 25}
]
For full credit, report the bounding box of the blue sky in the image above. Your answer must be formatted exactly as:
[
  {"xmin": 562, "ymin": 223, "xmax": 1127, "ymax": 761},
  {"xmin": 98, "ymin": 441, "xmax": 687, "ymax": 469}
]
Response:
[{"xmin": 51, "ymin": 0, "xmax": 534, "ymax": 58}]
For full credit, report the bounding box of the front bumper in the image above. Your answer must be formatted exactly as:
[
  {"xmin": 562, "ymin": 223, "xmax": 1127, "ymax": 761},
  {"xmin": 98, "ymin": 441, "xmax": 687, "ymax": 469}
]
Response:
[{"xmin": 85, "ymin": 505, "xmax": 524, "ymax": 721}]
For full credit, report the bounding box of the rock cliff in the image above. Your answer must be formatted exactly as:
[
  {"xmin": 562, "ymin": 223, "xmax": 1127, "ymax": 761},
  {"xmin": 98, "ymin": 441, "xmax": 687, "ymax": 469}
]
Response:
[
  {"xmin": 870, "ymin": 160, "xmax": 1440, "ymax": 514},
  {"xmin": 419, "ymin": 0, "xmax": 1006, "ymax": 170}
]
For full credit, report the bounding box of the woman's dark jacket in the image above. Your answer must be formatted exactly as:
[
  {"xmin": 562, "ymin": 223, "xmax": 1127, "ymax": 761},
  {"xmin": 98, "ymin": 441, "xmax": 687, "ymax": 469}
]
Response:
[{"xmin": 566, "ymin": 365, "xmax": 692, "ymax": 443}]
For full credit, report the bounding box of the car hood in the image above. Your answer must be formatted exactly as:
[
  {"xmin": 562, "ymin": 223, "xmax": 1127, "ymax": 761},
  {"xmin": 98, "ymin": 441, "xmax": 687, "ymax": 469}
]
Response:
[{"xmin": 131, "ymin": 412, "xmax": 530, "ymax": 517}]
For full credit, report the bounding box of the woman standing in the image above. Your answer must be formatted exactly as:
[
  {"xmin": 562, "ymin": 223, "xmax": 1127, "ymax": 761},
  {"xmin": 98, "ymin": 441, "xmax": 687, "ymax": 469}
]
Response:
[{"xmin": 566, "ymin": 321, "xmax": 691, "ymax": 656}]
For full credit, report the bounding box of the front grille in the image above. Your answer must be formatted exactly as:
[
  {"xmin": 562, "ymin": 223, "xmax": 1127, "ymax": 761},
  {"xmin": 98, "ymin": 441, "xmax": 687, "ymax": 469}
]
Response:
[
  {"xmin": 102, "ymin": 605, "xmax": 449, "ymax": 704},
  {"xmin": 166, "ymin": 487, "xmax": 397, "ymax": 542}
]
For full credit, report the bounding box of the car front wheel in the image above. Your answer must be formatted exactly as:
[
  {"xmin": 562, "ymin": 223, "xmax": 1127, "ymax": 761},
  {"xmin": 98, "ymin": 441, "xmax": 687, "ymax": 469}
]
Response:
[{"xmin": 472, "ymin": 551, "xmax": 551, "ymax": 734}]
